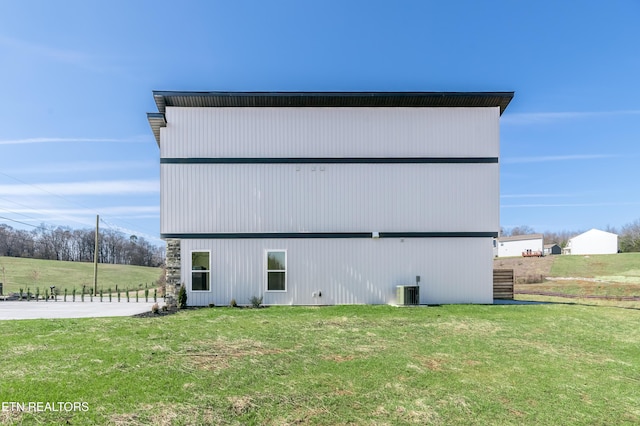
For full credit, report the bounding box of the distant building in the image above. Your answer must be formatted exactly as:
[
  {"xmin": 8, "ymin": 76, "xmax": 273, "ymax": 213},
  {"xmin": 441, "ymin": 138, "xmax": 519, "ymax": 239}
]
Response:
[
  {"xmin": 544, "ymin": 243, "xmax": 562, "ymax": 255},
  {"xmin": 563, "ymin": 229, "xmax": 618, "ymax": 255},
  {"xmin": 495, "ymin": 234, "xmax": 544, "ymax": 257}
]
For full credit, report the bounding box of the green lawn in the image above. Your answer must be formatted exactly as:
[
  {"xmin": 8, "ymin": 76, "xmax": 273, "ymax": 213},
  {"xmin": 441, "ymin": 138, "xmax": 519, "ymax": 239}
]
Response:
[
  {"xmin": 0, "ymin": 256, "xmax": 162, "ymax": 295},
  {"xmin": 1, "ymin": 305, "xmax": 638, "ymax": 425},
  {"xmin": 550, "ymin": 253, "xmax": 640, "ymax": 283},
  {"xmin": 514, "ymin": 253, "xmax": 640, "ymax": 306}
]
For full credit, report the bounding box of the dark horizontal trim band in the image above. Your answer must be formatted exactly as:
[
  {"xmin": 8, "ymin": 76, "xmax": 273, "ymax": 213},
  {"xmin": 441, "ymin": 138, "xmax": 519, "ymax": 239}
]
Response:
[
  {"xmin": 160, "ymin": 157, "xmax": 498, "ymax": 164},
  {"xmin": 161, "ymin": 232, "xmax": 498, "ymax": 239}
]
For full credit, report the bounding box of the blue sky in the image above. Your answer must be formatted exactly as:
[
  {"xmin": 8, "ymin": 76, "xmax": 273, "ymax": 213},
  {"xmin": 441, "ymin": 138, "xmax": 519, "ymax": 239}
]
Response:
[{"xmin": 0, "ymin": 0, "xmax": 639, "ymax": 243}]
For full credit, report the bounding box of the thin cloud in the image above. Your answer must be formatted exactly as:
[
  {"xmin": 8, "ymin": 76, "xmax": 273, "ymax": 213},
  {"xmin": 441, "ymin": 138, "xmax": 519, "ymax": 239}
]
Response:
[
  {"xmin": 0, "ymin": 203, "xmax": 161, "ymax": 242},
  {"xmin": 503, "ymin": 154, "xmax": 617, "ymax": 164},
  {"xmin": 4, "ymin": 206, "xmax": 158, "ymax": 216},
  {"xmin": 0, "ymin": 34, "xmax": 89, "ymax": 63},
  {"xmin": 4, "ymin": 160, "xmax": 157, "ymax": 175},
  {"xmin": 0, "ymin": 136, "xmax": 151, "ymax": 145},
  {"xmin": 502, "ymin": 110, "xmax": 640, "ymax": 125},
  {"xmin": 99, "ymin": 220, "xmax": 162, "ymax": 244},
  {"xmin": 502, "ymin": 201, "xmax": 640, "ymax": 208},
  {"xmin": 0, "ymin": 180, "xmax": 159, "ymax": 196},
  {"xmin": 501, "ymin": 193, "xmax": 577, "ymax": 199},
  {"xmin": 0, "ymin": 34, "xmax": 125, "ymax": 75}
]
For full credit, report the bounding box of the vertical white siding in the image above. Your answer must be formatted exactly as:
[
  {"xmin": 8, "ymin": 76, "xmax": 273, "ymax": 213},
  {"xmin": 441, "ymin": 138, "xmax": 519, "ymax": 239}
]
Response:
[
  {"xmin": 181, "ymin": 237, "xmax": 493, "ymax": 306},
  {"xmin": 161, "ymin": 163, "xmax": 498, "ymax": 234},
  {"xmin": 497, "ymin": 238, "xmax": 544, "ymax": 257},
  {"xmin": 567, "ymin": 229, "xmax": 618, "ymax": 255},
  {"xmin": 160, "ymin": 105, "xmax": 501, "ymax": 305},
  {"xmin": 160, "ymin": 107, "xmax": 499, "ymax": 158}
]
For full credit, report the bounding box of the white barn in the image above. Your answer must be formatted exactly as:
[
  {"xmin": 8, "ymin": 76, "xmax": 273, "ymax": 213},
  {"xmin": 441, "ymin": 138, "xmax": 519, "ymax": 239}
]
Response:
[
  {"xmin": 148, "ymin": 91, "xmax": 514, "ymax": 306},
  {"xmin": 495, "ymin": 234, "xmax": 544, "ymax": 257},
  {"xmin": 563, "ymin": 229, "xmax": 618, "ymax": 255}
]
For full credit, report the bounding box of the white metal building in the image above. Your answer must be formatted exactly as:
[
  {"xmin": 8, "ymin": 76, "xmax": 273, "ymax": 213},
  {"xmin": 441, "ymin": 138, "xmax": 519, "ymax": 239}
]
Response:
[
  {"xmin": 563, "ymin": 229, "xmax": 618, "ymax": 255},
  {"xmin": 148, "ymin": 91, "xmax": 514, "ymax": 306},
  {"xmin": 495, "ymin": 234, "xmax": 544, "ymax": 257}
]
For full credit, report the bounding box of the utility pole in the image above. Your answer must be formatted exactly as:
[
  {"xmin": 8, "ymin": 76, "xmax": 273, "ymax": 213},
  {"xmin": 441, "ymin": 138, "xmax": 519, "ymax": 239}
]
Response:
[{"xmin": 93, "ymin": 215, "xmax": 99, "ymax": 296}]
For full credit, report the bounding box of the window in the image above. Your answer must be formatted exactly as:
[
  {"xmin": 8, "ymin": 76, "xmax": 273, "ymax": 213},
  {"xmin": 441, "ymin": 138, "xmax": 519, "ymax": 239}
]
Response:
[
  {"xmin": 266, "ymin": 250, "xmax": 286, "ymax": 291},
  {"xmin": 191, "ymin": 251, "xmax": 210, "ymax": 291}
]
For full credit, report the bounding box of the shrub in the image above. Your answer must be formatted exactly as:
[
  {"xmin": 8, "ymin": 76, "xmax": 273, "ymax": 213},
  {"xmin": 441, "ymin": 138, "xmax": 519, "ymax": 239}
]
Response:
[
  {"xmin": 177, "ymin": 284, "xmax": 187, "ymax": 309},
  {"xmin": 249, "ymin": 295, "xmax": 263, "ymax": 308},
  {"xmin": 208, "ymin": 303, "xmax": 215, "ymax": 308},
  {"xmin": 230, "ymin": 298, "xmax": 238, "ymax": 308},
  {"xmin": 516, "ymin": 274, "xmax": 545, "ymax": 284}
]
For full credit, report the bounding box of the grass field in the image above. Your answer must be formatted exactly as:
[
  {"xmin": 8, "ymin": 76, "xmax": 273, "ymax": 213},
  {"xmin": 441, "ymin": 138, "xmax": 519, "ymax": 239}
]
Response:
[
  {"xmin": 549, "ymin": 253, "xmax": 640, "ymax": 282},
  {"xmin": 0, "ymin": 256, "xmax": 162, "ymax": 295},
  {"xmin": 0, "ymin": 305, "xmax": 639, "ymax": 425},
  {"xmin": 513, "ymin": 253, "xmax": 640, "ymax": 308}
]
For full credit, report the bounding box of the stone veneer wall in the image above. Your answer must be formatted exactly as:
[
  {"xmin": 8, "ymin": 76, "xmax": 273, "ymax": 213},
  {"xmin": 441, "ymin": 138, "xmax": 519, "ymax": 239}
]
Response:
[{"xmin": 165, "ymin": 239, "xmax": 181, "ymax": 307}]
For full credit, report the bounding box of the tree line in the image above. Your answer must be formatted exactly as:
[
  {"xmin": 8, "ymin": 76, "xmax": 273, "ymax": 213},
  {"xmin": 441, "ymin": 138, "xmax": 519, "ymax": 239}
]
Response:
[
  {"xmin": 501, "ymin": 218, "xmax": 640, "ymax": 253},
  {"xmin": 0, "ymin": 223, "xmax": 165, "ymax": 267}
]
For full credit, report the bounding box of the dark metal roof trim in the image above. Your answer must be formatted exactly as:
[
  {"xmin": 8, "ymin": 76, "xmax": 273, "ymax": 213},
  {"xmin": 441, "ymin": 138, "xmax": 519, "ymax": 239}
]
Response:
[
  {"xmin": 148, "ymin": 91, "xmax": 514, "ymax": 145},
  {"xmin": 152, "ymin": 91, "xmax": 514, "ymax": 115},
  {"xmin": 161, "ymin": 232, "xmax": 498, "ymax": 239},
  {"xmin": 160, "ymin": 157, "xmax": 499, "ymax": 164}
]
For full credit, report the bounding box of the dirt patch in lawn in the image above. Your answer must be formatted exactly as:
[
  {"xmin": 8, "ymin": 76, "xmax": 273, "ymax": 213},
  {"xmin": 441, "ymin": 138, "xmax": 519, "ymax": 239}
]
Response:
[
  {"xmin": 323, "ymin": 354, "xmax": 357, "ymax": 363},
  {"xmin": 494, "ymin": 256, "xmax": 556, "ymax": 283},
  {"xmin": 177, "ymin": 338, "xmax": 286, "ymax": 371}
]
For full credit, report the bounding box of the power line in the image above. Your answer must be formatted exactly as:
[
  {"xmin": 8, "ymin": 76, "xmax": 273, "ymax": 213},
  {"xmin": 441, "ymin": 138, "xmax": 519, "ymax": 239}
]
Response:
[
  {"xmin": 99, "ymin": 214, "xmax": 159, "ymax": 239},
  {"xmin": 0, "ymin": 170, "xmax": 160, "ymax": 240},
  {"xmin": 0, "ymin": 195, "xmax": 98, "ymax": 230},
  {"xmin": 99, "ymin": 217, "xmax": 162, "ymax": 244},
  {"xmin": 0, "ymin": 205, "xmax": 43, "ymax": 223},
  {"xmin": 0, "ymin": 170, "xmax": 96, "ymax": 212},
  {"xmin": 0, "ymin": 215, "xmax": 39, "ymax": 229}
]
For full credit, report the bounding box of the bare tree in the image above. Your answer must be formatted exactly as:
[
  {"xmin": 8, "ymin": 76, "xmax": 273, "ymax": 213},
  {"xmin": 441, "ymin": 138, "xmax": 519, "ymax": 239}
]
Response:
[
  {"xmin": 509, "ymin": 225, "xmax": 535, "ymax": 236},
  {"xmin": 620, "ymin": 219, "xmax": 640, "ymax": 252},
  {"xmin": 0, "ymin": 222, "xmax": 165, "ymax": 267}
]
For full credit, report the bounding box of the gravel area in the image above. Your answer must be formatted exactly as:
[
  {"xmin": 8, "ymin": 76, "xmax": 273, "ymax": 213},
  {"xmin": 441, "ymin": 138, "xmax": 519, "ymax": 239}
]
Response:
[{"xmin": 0, "ymin": 300, "xmax": 165, "ymax": 320}]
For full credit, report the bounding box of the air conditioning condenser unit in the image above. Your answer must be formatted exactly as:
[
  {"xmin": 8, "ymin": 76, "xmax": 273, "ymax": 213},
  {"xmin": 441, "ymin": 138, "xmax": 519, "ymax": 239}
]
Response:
[{"xmin": 397, "ymin": 285, "xmax": 419, "ymax": 306}]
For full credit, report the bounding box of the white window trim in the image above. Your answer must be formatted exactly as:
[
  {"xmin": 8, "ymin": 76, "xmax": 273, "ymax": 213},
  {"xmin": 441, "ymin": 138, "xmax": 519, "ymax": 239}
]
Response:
[
  {"xmin": 265, "ymin": 249, "xmax": 287, "ymax": 292},
  {"xmin": 190, "ymin": 250, "xmax": 212, "ymax": 293}
]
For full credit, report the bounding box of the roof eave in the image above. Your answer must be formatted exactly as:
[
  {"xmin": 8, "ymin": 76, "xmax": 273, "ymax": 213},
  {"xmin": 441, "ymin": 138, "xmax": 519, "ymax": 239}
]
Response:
[
  {"xmin": 147, "ymin": 112, "xmax": 166, "ymax": 146},
  {"xmin": 147, "ymin": 90, "xmax": 515, "ymax": 146},
  {"xmin": 151, "ymin": 90, "xmax": 515, "ymax": 115}
]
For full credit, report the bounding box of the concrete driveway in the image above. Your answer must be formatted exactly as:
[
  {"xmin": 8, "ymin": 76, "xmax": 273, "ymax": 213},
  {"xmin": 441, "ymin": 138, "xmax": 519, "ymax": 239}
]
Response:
[{"xmin": 0, "ymin": 300, "xmax": 164, "ymax": 320}]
